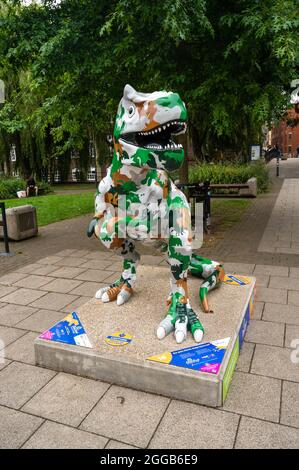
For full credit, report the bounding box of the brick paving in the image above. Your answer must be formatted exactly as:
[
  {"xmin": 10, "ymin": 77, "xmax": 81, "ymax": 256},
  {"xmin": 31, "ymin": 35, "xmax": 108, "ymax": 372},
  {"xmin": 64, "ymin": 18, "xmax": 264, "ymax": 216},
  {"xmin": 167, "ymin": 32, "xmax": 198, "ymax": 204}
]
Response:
[{"xmin": 0, "ymin": 159, "xmax": 299, "ymax": 448}]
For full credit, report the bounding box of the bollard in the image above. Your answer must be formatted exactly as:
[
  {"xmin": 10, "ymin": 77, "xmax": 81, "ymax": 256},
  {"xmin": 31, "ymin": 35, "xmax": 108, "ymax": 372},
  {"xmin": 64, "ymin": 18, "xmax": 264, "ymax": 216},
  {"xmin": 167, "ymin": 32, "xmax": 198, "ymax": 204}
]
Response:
[
  {"xmin": 276, "ymin": 155, "xmax": 280, "ymax": 177},
  {"xmin": 0, "ymin": 202, "xmax": 11, "ymax": 256}
]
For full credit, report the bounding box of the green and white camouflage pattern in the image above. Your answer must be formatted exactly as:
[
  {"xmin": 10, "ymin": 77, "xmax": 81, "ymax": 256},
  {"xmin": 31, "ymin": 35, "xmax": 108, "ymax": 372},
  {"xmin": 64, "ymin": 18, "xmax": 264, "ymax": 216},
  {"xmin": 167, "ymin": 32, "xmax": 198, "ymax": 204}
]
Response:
[{"xmin": 87, "ymin": 84, "xmax": 225, "ymax": 343}]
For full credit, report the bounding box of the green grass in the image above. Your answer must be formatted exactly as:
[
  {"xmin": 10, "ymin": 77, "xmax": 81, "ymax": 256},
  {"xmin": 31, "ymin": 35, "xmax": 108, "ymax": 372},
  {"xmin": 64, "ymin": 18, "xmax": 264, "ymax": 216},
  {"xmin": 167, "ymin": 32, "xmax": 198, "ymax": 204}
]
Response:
[
  {"xmin": 3, "ymin": 192, "xmax": 95, "ymax": 227},
  {"xmin": 203, "ymin": 198, "xmax": 252, "ymax": 248}
]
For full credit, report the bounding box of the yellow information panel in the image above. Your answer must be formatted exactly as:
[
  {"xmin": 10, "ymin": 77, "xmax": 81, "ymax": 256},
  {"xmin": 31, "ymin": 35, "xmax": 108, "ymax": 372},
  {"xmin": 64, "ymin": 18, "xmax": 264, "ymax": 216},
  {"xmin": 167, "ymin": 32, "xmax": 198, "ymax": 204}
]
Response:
[{"xmin": 223, "ymin": 274, "xmax": 251, "ymax": 286}]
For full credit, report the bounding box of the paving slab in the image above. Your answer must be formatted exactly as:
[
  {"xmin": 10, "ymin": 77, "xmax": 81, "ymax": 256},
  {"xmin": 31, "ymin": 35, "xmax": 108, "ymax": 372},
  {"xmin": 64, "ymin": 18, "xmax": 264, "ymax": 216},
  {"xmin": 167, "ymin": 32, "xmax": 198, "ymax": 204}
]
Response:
[
  {"xmin": 0, "ymin": 272, "xmax": 28, "ymax": 285},
  {"xmin": 0, "ymin": 325, "xmax": 27, "ymax": 348},
  {"xmin": 53, "ymin": 257, "xmax": 89, "ymax": 268},
  {"xmin": 236, "ymin": 343, "xmax": 255, "ymax": 373},
  {"xmin": 39, "ymin": 278, "xmax": 83, "ymax": 294},
  {"xmin": 22, "ymin": 372, "xmax": 109, "ymax": 426},
  {"xmin": 81, "ymin": 385, "xmax": 169, "ymax": 448},
  {"xmin": 0, "ymin": 362, "xmax": 55, "ymax": 409},
  {"xmin": 222, "ymin": 371, "xmax": 281, "ymax": 422},
  {"xmin": 0, "ymin": 358, "xmax": 11, "ymax": 371},
  {"xmin": 0, "ymin": 405, "xmax": 43, "ymax": 449},
  {"xmin": 252, "ymin": 302, "xmax": 264, "ymax": 320},
  {"xmin": 285, "ymin": 324, "xmax": 299, "ymax": 348},
  {"xmin": 78, "ymin": 259, "xmax": 113, "ymax": 270},
  {"xmin": 223, "ymin": 263, "xmax": 255, "ymax": 275},
  {"xmin": 0, "ymin": 285, "xmax": 17, "ymax": 299},
  {"xmin": 69, "ymin": 281, "xmax": 104, "ymax": 297},
  {"xmin": 255, "ymin": 287, "xmax": 287, "ymax": 304},
  {"xmin": 36, "ymin": 255, "xmax": 63, "ymax": 265},
  {"xmin": 55, "ymin": 249, "xmax": 78, "ymax": 257},
  {"xmin": 253, "ymin": 265, "xmax": 289, "ymax": 277},
  {"xmin": 269, "ymin": 276, "xmax": 299, "ymax": 291},
  {"xmin": 288, "ymin": 290, "xmax": 299, "ymax": 306},
  {"xmin": 251, "ymin": 344, "xmax": 299, "ymax": 382},
  {"xmin": 50, "ymin": 266, "xmax": 87, "ymax": 279},
  {"xmin": 149, "ymin": 400, "xmax": 239, "ymax": 449},
  {"xmin": 235, "ymin": 416, "xmax": 299, "ymax": 449},
  {"xmin": 30, "ymin": 292, "xmax": 79, "ymax": 311},
  {"xmin": 22, "ymin": 421, "xmax": 108, "ymax": 449},
  {"xmin": 105, "ymin": 440, "xmax": 139, "ymax": 450},
  {"xmin": 74, "ymin": 269, "xmax": 113, "ymax": 283},
  {"xmin": 35, "ymin": 266, "xmax": 256, "ymax": 407},
  {"xmin": 281, "ymin": 381, "xmax": 299, "ymax": 428},
  {"xmin": 13, "ymin": 275, "xmax": 54, "ymax": 289},
  {"xmin": 61, "ymin": 296, "xmax": 91, "ymax": 313},
  {"xmin": 0, "ymin": 287, "xmax": 46, "ymax": 306},
  {"xmin": 4, "ymin": 331, "xmax": 39, "ymax": 365},
  {"xmin": 0, "ymin": 304, "xmax": 37, "ymax": 327},
  {"xmin": 245, "ymin": 320, "xmax": 284, "ymax": 346},
  {"xmin": 16, "ymin": 263, "xmax": 59, "ymax": 276},
  {"xmin": 289, "ymin": 267, "xmax": 299, "ymax": 278},
  {"xmin": 263, "ymin": 302, "xmax": 299, "ymax": 325},
  {"xmin": 16, "ymin": 309, "xmax": 67, "ymax": 333}
]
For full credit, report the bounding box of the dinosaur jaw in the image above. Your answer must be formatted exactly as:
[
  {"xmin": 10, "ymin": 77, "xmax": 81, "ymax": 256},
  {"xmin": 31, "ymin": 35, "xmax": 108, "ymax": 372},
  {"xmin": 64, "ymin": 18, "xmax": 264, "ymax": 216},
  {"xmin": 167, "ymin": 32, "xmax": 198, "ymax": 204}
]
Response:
[{"xmin": 119, "ymin": 119, "xmax": 187, "ymax": 151}]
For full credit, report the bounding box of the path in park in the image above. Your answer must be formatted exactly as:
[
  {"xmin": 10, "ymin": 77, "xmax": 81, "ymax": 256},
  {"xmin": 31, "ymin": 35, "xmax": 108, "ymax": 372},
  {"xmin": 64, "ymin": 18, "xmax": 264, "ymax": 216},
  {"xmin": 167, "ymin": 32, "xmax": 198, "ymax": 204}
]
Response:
[{"xmin": 0, "ymin": 158, "xmax": 299, "ymax": 448}]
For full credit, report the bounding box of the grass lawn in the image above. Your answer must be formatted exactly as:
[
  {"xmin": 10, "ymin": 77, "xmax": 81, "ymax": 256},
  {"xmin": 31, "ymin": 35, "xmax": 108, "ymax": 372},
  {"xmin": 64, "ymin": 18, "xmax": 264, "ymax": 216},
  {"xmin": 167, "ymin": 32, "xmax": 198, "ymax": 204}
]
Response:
[
  {"xmin": 3, "ymin": 192, "xmax": 95, "ymax": 227},
  {"xmin": 203, "ymin": 198, "xmax": 252, "ymax": 248}
]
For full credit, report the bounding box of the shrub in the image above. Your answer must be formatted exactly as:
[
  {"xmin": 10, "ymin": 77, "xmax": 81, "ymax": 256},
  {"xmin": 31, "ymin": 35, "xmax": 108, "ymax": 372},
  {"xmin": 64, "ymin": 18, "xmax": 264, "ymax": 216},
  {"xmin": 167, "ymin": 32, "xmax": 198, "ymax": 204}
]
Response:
[
  {"xmin": 189, "ymin": 161, "xmax": 269, "ymax": 193},
  {"xmin": 0, "ymin": 177, "xmax": 26, "ymax": 199},
  {"xmin": 0, "ymin": 176, "xmax": 52, "ymax": 199}
]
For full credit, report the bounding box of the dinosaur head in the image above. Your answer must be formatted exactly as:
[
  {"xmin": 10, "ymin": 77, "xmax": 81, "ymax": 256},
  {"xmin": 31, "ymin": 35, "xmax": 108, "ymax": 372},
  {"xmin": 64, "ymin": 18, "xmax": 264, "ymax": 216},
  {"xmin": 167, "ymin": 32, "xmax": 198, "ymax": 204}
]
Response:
[{"xmin": 113, "ymin": 84, "xmax": 187, "ymax": 172}]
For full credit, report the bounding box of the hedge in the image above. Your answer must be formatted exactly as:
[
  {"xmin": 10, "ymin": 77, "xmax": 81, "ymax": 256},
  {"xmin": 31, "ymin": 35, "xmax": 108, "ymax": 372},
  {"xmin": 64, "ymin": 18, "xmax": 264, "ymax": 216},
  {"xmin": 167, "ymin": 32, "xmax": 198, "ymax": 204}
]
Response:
[{"xmin": 189, "ymin": 161, "xmax": 269, "ymax": 193}]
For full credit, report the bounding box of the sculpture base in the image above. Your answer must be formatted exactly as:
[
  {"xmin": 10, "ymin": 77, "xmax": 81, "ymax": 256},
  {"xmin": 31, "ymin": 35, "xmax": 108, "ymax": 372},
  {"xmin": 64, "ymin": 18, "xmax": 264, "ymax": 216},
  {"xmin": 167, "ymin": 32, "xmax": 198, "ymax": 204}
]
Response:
[{"xmin": 34, "ymin": 266, "xmax": 255, "ymax": 407}]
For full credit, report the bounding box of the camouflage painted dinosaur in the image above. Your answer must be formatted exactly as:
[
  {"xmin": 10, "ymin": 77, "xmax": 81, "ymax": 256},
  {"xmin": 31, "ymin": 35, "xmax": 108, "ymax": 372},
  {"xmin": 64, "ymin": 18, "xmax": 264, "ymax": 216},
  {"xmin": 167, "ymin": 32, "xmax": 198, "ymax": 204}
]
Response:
[{"xmin": 88, "ymin": 84, "xmax": 224, "ymax": 343}]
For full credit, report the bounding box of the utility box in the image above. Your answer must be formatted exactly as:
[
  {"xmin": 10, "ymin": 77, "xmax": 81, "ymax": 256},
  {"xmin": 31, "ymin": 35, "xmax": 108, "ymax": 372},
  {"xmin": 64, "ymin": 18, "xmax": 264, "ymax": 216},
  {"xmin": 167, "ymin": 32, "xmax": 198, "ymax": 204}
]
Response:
[{"xmin": 0, "ymin": 205, "xmax": 38, "ymax": 241}]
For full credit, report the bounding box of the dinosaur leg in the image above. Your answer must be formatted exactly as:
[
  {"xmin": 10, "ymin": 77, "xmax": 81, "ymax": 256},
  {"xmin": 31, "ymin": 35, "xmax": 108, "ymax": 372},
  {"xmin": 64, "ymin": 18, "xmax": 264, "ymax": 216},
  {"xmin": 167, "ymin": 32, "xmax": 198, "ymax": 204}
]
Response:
[
  {"xmin": 97, "ymin": 238, "xmax": 140, "ymax": 306},
  {"xmin": 189, "ymin": 254, "xmax": 225, "ymax": 313},
  {"xmin": 157, "ymin": 186, "xmax": 201, "ymax": 343}
]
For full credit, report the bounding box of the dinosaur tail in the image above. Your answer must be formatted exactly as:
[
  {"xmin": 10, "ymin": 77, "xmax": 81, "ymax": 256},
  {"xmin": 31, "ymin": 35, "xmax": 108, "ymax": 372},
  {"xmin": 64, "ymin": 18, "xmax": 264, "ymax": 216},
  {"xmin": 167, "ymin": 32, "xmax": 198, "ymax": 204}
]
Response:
[{"xmin": 189, "ymin": 254, "xmax": 225, "ymax": 313}]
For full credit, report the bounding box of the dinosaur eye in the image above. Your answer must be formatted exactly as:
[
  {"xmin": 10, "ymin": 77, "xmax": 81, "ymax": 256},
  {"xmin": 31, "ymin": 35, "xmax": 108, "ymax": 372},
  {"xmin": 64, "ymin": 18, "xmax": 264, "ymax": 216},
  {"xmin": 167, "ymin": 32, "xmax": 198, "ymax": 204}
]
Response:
[{"xmin": 128, "ymin": 105, "xmax": 135, "ymax": 117}]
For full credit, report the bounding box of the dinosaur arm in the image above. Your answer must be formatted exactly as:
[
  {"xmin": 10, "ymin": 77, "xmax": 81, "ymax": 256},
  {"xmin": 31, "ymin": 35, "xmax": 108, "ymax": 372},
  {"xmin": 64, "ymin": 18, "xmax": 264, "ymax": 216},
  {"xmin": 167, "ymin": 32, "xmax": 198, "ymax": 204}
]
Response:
[{"xmin": 94, "ymin": 168, "xmax": 113, "ymax": 218}]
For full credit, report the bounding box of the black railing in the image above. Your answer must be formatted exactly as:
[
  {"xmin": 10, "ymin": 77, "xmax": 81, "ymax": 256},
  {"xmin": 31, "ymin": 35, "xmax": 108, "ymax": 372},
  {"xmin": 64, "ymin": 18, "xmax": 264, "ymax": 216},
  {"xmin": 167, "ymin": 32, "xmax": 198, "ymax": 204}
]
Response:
[{"xmin": 0, "ymin": 202, "xmax": 10, "ymax": 255}]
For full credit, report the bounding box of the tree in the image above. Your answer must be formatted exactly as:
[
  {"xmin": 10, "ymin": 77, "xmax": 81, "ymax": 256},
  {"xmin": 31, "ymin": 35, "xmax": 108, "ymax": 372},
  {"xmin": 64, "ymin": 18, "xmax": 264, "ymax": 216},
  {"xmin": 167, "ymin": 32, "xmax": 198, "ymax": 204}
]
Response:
[{"xmin": 0, "ymin": 0, "xmax": 298, "ymax": 178}]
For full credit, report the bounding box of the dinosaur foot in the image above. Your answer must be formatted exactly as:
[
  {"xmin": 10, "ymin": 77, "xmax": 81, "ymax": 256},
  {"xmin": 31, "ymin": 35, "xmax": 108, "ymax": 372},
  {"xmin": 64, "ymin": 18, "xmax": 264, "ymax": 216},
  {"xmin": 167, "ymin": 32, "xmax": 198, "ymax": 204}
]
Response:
[{"xmin": 95, "ymin": 283, "xmax": 133, "ymax": 306}]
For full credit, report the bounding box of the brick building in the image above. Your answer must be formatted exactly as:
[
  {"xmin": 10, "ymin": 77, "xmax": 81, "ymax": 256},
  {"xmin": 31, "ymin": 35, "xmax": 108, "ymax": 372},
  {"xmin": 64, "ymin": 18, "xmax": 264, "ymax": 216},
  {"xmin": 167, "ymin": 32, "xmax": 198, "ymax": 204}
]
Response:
[{"xmin": 271, "ymin": 107, "xmax": 299, "ymax": 157}]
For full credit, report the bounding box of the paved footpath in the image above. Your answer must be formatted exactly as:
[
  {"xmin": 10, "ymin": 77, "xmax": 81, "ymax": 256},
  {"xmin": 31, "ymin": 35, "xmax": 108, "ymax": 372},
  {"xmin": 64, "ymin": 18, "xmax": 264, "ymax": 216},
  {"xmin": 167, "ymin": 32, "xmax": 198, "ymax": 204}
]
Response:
[{"xmin": 0, "ymin": 159, "xmax": 299, "ymax": 448}]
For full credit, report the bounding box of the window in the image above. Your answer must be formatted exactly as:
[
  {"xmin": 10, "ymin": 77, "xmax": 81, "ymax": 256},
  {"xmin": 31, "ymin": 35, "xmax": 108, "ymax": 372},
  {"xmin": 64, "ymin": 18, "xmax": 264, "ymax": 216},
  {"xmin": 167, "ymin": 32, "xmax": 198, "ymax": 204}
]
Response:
[
  {"xmin": 12, "ymin": 169, "xmax": 19, "ymax": 178},
  {"xmin": 54, "ymin": 170, "xmax": 60, "ymax": 182},
  {"xmin": 72, "ymin": 168, "xmax": 80, "ymax": 182},
  {"xmin": 87, "ymin": 167, "xmax": 96, "ymax": 181},
  {"xmin": 288, "ymin": 145, "xmax": 292, "ymax": 153},
  {"xmin": 289, "ymin": 133, "xmax": 292, "ymax": 140}
]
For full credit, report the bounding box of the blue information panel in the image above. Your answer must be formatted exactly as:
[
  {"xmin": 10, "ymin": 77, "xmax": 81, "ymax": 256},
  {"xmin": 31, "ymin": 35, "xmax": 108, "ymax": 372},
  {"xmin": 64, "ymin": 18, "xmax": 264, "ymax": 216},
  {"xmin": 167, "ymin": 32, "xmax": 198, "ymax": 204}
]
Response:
[
  {"xmin": 39, "ymin": 312, "xmax": 92, "ymax": 348},
  {"xmin": 148, "ymin": 338, "xmax": 230, "ymax": 374}
]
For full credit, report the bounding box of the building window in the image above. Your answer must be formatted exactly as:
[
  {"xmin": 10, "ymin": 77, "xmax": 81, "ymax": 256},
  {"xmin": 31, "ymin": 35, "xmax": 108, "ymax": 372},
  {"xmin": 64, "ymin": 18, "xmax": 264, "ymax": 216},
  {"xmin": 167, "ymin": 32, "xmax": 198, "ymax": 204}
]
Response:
[
  {"xmin": 288, "ymin": 145, "xmax": 292, "ymax": 153},
  {"xmin": 12, "ymin": 169, "xmax": 19, "ymax": 178},
  {"xmin": 54, "ymin": 170, "xmax": 61, "ymax": 182},
  {"xmin": 72, "ymin": 168, "xmax": 80, "ymax": 181},
  {"xmin": 87, "ymin": 167, "xmax": 96, "ymax": 181},
  {"xmin": 289, "ymin": 133, "xmax": 292, "ymax": 140}
]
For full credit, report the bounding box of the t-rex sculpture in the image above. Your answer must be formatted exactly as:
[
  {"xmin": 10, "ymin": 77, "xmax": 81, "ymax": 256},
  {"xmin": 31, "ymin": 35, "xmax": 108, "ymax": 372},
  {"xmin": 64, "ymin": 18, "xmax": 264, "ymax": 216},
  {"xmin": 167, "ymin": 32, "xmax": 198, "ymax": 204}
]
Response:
[{"xmin": 88, "ymin": 84, "xmax": 224, "ymax": 344}]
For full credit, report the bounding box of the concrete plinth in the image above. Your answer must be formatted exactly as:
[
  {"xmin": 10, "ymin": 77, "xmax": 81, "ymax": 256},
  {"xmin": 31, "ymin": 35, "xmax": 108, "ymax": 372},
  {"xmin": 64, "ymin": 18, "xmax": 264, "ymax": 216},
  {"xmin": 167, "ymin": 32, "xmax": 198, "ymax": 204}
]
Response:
[{"xmin": 34, "ymin": 266, "xmax": 256, "ymax": 407}]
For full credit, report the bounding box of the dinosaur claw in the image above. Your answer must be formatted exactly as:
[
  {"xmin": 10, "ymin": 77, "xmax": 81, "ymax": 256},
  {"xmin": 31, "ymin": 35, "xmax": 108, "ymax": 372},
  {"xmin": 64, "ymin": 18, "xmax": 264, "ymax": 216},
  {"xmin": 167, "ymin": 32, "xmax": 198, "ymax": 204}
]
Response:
[
  {"xmin": 156, "ymin": 327, "xmax": 166, "ymax": 340},
  {"xmin": 101, "ymin": 292, "xmax": 110, "ymax": 302},
  {"xmin": 193, "ymin": 329, "xmax": 204, "ymax": 343},
  {"xmin": 175, "ymin": 330, "xmax": 186, "ymax": 344}
]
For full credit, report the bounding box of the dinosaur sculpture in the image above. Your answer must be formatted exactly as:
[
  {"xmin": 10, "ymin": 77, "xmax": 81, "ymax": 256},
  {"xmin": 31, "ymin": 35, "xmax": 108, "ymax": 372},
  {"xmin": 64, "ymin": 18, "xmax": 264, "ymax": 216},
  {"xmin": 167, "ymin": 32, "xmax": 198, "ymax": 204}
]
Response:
[{"xmin": 88, "ymin": 84, "xmax": 224, "ymax": 344}]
